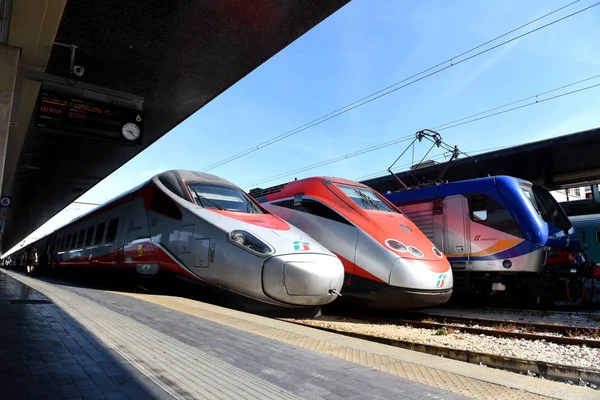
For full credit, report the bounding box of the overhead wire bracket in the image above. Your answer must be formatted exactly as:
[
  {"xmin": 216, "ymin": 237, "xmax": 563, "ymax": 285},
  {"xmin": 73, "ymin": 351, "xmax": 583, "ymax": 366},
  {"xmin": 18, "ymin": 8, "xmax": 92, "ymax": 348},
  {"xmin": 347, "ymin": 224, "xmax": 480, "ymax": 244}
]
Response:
[{"xmin": 387, "ymin": 129, "xmax": 477, "ymax": 190}]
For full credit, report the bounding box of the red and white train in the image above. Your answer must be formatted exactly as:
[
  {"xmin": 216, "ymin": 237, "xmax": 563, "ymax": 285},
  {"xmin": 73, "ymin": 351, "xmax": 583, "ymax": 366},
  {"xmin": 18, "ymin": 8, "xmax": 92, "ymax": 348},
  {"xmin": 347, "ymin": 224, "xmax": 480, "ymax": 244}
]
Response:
[
  {"xmin": 250, "ymin": 176, "xmax": 454, "ymax": 308},
  {"xmin": 11, "ymin": 170, "xmax": 345, "ymax": 310}
]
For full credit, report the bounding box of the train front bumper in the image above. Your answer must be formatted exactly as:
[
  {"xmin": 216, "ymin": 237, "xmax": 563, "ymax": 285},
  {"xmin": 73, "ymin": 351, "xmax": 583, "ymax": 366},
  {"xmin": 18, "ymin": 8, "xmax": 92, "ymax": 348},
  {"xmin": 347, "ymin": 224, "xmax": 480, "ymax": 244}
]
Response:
[{"xmin": 262, "ymin": 253, "xmax": 344, "ymax": 306}]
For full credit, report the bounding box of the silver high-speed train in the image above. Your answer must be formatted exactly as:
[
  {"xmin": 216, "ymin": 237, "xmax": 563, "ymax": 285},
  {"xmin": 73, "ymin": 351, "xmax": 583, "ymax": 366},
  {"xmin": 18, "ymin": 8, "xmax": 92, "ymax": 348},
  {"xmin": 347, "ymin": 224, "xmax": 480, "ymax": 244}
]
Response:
[{"xmin": 23, "ymin": 170, "xmax": 345, "ymax": 310}]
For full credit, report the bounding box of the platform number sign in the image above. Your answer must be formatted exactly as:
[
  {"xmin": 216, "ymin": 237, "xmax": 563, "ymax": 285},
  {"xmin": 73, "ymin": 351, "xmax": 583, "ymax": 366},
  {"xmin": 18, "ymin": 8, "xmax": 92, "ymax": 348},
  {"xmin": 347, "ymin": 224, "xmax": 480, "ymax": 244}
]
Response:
[{"xmin": 0, "ymin": 196, "xmax": 11, "ymax": 208}]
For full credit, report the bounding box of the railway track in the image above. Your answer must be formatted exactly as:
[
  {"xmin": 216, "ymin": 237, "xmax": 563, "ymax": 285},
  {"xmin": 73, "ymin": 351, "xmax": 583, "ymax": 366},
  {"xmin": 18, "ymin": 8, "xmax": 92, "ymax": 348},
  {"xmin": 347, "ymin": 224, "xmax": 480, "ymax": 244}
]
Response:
[
  {"xmin": 326, "ymin": 311, "xmax": 600, "ymax": 347},
  {"xmin": 403, "ymin": 311, "xmax": 600, "ymax": 337},
  {"xmin": 284, "ymin": 318, "xmax": 600, "ymax": 388}
]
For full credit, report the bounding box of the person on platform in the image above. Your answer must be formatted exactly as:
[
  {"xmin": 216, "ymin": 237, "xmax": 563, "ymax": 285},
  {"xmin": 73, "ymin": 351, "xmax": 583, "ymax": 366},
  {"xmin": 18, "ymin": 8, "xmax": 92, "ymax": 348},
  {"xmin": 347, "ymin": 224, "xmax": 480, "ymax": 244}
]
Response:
[{"xmin": 25, "ymin": 246, "xmax": 38, "ymax": 276}]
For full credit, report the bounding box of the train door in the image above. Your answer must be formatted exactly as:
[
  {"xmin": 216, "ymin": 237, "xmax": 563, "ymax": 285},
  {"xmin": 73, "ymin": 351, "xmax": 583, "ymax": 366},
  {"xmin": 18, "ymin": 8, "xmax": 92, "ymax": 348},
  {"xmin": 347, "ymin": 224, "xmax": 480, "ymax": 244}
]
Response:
[
  {"xmin": 443, "ymin": 195, "xmax": 470, "ymax": 269},
  {"xmin": 117, "ymin": 206, "xmax": 133, "ymax": 266},
  {"xmin": 177, "ymin": 225, "xmax": 211, "ymax": 274}
]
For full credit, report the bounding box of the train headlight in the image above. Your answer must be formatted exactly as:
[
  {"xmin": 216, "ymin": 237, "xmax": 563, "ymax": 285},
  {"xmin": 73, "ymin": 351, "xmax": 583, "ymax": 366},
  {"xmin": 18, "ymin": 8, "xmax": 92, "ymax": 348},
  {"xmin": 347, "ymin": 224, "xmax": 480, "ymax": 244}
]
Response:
[
  {"xmin": 408, "ymin": 246, "xmax": 424, "ymax": 257},
  {"xmin": 232, "ymin": 232, "xmax": 246, "ymax": 245},
  {"xmin": 228, "ymin": 230, "xmax": 273, "ymax": 257},
  {"xmin": 385, "ymin": 239, "xmax": 408, "ymax": 252},
  {"xmin": 502, "ymin": 260, "xmax": 512, "ymax": 269},
  {"xmin": 432, "ymin": 246, "xmax": 443, "ymax": 258}
]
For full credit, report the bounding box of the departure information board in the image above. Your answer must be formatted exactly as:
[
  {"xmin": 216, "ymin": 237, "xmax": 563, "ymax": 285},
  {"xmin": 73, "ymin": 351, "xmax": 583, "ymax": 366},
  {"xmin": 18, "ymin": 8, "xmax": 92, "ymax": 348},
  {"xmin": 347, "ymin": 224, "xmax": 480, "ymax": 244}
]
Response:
[{"xmin": 35, "ymin": 90, "xmax": 144, "ymax": 146}]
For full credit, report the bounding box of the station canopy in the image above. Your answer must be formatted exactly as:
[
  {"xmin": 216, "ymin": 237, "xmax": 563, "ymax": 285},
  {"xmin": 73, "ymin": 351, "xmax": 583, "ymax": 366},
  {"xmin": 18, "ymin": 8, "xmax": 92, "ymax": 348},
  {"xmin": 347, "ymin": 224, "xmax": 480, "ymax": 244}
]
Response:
[{"xmin": 3, "ymin": 0, "xmax": 349, "ymax": 251}]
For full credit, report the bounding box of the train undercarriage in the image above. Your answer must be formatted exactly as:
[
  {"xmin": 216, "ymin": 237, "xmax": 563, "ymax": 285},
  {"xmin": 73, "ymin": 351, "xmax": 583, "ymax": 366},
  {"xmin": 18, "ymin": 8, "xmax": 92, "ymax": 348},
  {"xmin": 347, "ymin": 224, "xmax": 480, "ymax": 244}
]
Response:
[{"xmin": 450, "ymin": 262, "xmax": 600, "ymax": 308}]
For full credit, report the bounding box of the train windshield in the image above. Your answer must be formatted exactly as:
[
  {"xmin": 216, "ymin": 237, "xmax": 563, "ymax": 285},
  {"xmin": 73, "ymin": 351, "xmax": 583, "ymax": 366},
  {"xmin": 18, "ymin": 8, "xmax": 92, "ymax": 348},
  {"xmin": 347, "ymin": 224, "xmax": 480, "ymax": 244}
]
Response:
[
  {"xmin": 336, "ymin": 184, "xmax": 397, "ymax": 213},
  {"xmin": 520, "ymin": 184, "xmax": 571, "ymax": 231},
  {"xmin": 188, "ymin": 183, "xmax": 263, "ymax": 214}
]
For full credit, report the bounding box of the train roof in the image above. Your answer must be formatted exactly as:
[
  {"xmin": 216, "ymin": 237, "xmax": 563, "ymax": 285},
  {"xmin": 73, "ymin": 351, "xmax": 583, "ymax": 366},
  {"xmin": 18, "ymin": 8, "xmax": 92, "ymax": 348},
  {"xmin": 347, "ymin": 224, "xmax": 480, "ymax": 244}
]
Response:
[
  {"xmin": 249, "ymin": 176, "xmax": 371, "ymax": 198},
  {"xmin": 158, "ymin": 170, "xmax": 238, "ymax": 187},
  {"xmin": 569, "ymin": 213, "xmax": 600, "ymax": 229},
  {"xmin": 57, "ymin": 170, "xmax": 241, "ymax": 233},
  {"xmin": 384, "ymin": 175, "xmax": 532, "ymax": 204}
]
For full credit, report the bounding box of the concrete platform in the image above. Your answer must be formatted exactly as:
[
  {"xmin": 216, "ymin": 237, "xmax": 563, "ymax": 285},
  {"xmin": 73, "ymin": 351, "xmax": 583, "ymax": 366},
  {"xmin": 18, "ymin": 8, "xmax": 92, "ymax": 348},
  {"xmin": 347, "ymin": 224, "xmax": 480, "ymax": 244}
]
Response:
[
  {"xmin": 0, "ymin": 271, "xmax": 172, "ymax": 400},
  {"xmin": 1, "ymin": 269, "xmax": 597, "ymax": 400}
]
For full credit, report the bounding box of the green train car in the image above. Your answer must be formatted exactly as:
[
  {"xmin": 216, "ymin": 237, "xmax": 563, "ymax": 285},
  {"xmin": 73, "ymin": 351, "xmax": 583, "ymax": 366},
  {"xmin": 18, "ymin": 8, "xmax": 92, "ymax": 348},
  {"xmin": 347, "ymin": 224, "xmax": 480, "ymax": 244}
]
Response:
[{"xmin": 571, "ymin": 213, "xmax": 600, "ymax": 263}]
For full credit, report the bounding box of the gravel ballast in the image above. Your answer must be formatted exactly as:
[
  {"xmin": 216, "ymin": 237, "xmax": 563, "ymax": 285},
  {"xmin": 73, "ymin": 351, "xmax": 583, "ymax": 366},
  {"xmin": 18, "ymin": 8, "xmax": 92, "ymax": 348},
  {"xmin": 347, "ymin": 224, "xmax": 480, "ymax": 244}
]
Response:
[{"xmin": 290, "ymin": 316, "xmax": 600, "ymax": 370}]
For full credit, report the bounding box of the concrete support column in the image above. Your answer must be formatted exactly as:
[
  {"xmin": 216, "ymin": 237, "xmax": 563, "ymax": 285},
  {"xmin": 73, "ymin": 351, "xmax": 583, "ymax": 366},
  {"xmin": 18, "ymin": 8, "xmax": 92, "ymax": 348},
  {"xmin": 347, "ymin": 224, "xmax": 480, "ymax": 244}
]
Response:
[{"xmin": 0, "ymin": 43, "xmax": 20, "ymax": 196}]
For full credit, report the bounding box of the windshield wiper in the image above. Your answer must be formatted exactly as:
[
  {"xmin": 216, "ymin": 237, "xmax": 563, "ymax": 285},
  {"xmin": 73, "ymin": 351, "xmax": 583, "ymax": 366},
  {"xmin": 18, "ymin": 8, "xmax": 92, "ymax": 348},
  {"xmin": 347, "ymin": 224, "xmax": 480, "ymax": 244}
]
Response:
[
  {"xmin": 354, "ymin": 189, "xmax": 378, "ymax": 210},
  {"xmin": 191, "ymin": 187, "xmax": 226, "ymax": 211}
]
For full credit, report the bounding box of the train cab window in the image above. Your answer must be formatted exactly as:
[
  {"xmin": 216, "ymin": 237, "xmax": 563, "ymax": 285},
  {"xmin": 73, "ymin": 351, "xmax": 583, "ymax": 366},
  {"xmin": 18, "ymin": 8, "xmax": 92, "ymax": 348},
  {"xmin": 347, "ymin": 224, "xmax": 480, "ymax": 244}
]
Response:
[
  {"xmin": 188, "ymin": 183, "xmax": 263, "ymax": 214},
  {"xmin": 468, "ymin": 193, "xmax": 523, "ymax": 238},
  {"xmin": 105, "ymin": 218, "xmax": 119, "ymax": 243},
  {"xmin": 149, "ymin": 189, "xmax": 182, "ymax": 220},
  {"xmin": 66, "ymin": 234, "xmax": 72, "ymax": 250},
  {"xmin": 84, "ymin": 226, "xmax": 95, "ymax": 247},
  {"xmin": 94, "ymin": 222, "xmax": 106, "ymax": 245},
  {"xmin": 595, "ymin": 230, "xmax": 600, "ymax": 244},
  {"xmin": 471, "ymin": 197, "xmax": 488, "ymax": 221},
  {"xmin": 272, "ymin": 198, "xmax": 352, "ymax": 226},
  {"xmin": 335, "ymin": 184, "xmax": 397, "ymax": 213},
  {"xmin": 77, "ymin": 229, "xmax": 85, "ymax": 248}
]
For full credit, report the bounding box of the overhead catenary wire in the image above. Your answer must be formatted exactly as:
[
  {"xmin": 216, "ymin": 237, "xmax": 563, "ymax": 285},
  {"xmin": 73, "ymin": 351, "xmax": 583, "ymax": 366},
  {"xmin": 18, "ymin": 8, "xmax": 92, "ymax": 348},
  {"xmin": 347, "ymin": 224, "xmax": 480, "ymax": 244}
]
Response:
[
  {"xmin": 241, "ymin": 75, "xmax": 600, "ymax": 189},
  {"xmin": 353, "ymin": 145, "xmax": 515, "ymax": 182},
  {"xmin": 244, "ymin": 136, "xmax": 414, "ymax": 188},
  {"xmin": 202, "ymin": 0, "xmax": 596, "ymax": 173}
]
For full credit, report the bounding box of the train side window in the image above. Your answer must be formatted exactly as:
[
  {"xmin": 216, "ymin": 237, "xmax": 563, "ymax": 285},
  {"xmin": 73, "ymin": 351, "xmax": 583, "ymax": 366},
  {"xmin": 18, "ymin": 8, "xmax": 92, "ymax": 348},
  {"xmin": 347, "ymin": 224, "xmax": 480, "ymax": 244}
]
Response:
[
  {"xmin": 105, "ymin": 218, "xmax": 119, "ymax": 243},
  {"xmin": 150, "ymin": 189, "xmax": 182, "ymax": 220},
  {"xmin": 596, "ymin": 230, "xmax": 600, "ymax": 244},
  {"xmin": 77, "ymin": 229, "xmax": 85, "ymax": 248},
  {"xmin": 94, "ymin": 222, "xmax": 106, "ymax": 245},
  {"xmin": 471, "ymin": 197, "xmax": 488, "ymax": 221},
  {"xmin": 84, "ymin": 226, "xmax": 95, "ymax": 247},
  {"xmin": 272, "ymin": 199, "xmax": 352, "ymax": 226},
  {"xmin": 468, "ymin": 193, "xmax": 523, "ymax": 238},
  {"xmin": 66, "ymin": 234, "xmax": 72, "ymax": 250}
]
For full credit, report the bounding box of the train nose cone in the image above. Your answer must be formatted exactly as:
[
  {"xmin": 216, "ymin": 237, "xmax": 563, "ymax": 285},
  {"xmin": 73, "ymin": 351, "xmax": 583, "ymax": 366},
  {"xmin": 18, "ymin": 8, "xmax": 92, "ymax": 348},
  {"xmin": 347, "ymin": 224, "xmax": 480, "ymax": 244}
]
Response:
[
  {"xmin": 262, "ymin": 254, "xmax": 344, "ymax": 306},
  {"xmin": 388, "ymin": 257, "xmax": 453, "ymax": 308}
]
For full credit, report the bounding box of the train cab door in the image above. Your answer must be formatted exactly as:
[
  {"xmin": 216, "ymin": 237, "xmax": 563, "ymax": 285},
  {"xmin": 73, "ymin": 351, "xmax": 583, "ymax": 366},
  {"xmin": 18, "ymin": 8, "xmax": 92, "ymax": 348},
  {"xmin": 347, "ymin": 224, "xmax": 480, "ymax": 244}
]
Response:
[
  {"xmin": 177, "ymin": 225, "xmax": 211, "ymax": 274},
  {"xmin": 443, "ymin": 195, "xmax": 470, "ymax": 270}
]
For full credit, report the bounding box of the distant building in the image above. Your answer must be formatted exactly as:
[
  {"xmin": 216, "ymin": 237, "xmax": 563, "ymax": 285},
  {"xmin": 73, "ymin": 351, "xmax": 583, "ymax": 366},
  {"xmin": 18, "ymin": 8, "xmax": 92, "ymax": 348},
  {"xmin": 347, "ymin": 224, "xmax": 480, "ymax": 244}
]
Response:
[{"xmin": 551, "ymin": 186, "xmax": 589, "ymax": 202}]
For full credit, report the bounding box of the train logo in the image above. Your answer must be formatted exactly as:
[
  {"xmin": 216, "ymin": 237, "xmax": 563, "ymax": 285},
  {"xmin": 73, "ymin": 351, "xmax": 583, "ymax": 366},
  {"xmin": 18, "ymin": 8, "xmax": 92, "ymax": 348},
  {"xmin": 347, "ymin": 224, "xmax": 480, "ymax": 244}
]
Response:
[
  {"xmin": 474, "ymin": 235, "xmax": 481, "ymax": 242},
  {"xmin": 293, "ymin": 241, "xmax": 311, "ymax": 251},
  {"xmin": 435, "ymin": 273, "xmax": 447, "ymax": 288}
]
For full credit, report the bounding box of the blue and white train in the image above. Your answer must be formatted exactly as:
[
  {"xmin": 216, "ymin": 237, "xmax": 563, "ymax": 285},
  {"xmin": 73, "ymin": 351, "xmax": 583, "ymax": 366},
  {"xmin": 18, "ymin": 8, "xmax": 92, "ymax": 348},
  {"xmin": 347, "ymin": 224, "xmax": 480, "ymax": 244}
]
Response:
[{"xmin": 383, "ymin": 175, "xmax": 593, "ymax": 305}]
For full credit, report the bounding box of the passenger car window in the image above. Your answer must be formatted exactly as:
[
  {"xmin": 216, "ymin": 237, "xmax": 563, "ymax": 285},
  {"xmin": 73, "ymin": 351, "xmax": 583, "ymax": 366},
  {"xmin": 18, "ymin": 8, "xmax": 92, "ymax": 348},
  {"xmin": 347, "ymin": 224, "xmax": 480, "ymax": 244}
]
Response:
[
  {"xmin": 84, "ymin": 226, "xmax": 95, "ymax": 246},
  {"xmin": 77, "ymin": 229, "xmax": 85, "ymax": 247},
  {"xmin": 105, "ymin": 218, "xmax": 119, "ymax": 243},
  {"xmin": 94, "ymin": 222, "xmax": 106, "ymax": 244}
]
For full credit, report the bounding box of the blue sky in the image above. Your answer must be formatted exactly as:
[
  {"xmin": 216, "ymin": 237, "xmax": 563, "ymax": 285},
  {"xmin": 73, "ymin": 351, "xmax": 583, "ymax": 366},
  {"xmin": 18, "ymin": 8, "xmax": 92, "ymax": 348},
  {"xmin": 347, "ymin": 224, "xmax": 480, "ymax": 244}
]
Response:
[{"xmin": 8, "ymin": 0, "xmax": 600, "ymax": 253}]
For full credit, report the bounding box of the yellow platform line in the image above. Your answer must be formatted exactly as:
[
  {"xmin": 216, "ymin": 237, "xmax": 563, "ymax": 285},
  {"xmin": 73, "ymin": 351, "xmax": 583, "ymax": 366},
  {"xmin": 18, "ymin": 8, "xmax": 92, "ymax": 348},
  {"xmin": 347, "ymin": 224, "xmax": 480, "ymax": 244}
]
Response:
[{"xmin": 113, "ymin": 292, "xmax": 560, "ymax": 400}]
